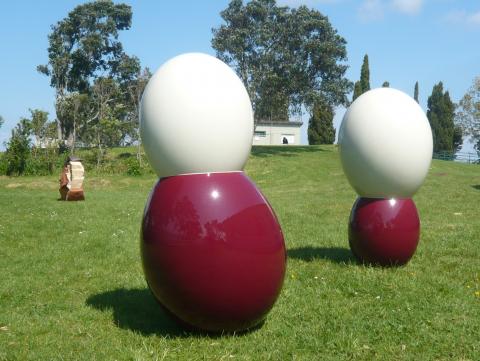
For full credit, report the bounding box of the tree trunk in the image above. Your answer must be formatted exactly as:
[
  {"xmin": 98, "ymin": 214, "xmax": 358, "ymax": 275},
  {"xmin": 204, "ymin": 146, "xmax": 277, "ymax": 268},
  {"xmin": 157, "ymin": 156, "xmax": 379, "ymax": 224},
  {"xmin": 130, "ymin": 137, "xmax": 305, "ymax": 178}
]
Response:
[{"xmin": 71, "ymin": 116, "xmax": 76, "ymax": 154}]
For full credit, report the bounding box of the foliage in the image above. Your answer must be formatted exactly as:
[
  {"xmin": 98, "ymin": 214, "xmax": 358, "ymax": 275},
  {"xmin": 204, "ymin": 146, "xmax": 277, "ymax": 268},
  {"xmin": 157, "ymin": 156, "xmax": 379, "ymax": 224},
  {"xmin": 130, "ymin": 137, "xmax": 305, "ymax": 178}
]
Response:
[
  {"xmin": 125, "ymin": 156, "xmax": 142, "ymax": 176},
  {"xmin": 352, "ymin": 80, "xmax": 362, "ymax": 101},
  {"xmin": 212, "ymin": 0, "xmax": 352, "ymax": 121},
  {"xmin": 1, "ymin": 147, "xmax": 480, "ymax": 360},
  {"xmin": 2, "ymin": 118, "xmax": 32, "ymax": 175},
  {"xmin": 352, "ymin": 54, "xmax": 370, "ymax": 101},
  {"xmin": 308, "ymin": 99, "xmax": 335, "ymax": 144},
  {"xmin": 24, "ymin": 153, "xmax": 56, "ymax": 176},
  {"xmin": 37, "ymin": 0, "xmax": 147, "ymax": 150},
  {"xmin": 382, "ymin": 81, "xmax": 389, "ymax": 87},
  {"xmin": 414, "ymin": 81, "xmax": 419, "ymax": 103},
  {"xmin": 360, "ymin": 54, "xmax": 370, "ymax": 93},
  {"xmin": 427, "ymin": 82, "xmax": 459, "ymax": 152},
  {"xmin": 453, "ymin": 125, "xmax": 463, "ymax": 153},
  {"xmin": 37, "ymin": 0, "xmax": 133, "ymax": 94},
  {"xmin": 0, "ymin": 145, "xmax": 153, "ymax": 177},
  {"xmin": 55, "ymin": 92, "xmax": 89, "ymax": 150},
  {"xmin": 456, "ymin": 76, "xmax": 480, "ymax": 154},
  {"xmin": 0, "ymin": 115, "xmax": 4, "ymax": 128},
  {"xmin": 29, "ymin": 109, "xmax": 49, "ymax": 147}
]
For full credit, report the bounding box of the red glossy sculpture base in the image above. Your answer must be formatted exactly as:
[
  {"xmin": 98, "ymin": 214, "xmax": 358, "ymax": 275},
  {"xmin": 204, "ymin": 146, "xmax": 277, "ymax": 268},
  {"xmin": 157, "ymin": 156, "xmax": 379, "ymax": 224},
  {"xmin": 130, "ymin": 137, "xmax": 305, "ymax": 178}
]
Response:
[
  {"xmin": 141, "ymin": 171, "xmax": 286, "ymax": 332},
  {"xmin": 348, "ymin": 197, "xmax": 420, "ymax": 266}
]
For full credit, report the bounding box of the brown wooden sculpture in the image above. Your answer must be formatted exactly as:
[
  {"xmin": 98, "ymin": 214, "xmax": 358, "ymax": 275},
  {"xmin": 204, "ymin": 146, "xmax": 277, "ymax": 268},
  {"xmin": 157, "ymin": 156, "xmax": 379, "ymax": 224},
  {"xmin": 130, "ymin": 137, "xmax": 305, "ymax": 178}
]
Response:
[{"xmin": 59, "ymin": 156, "xmax": 85, "ymax": 201}]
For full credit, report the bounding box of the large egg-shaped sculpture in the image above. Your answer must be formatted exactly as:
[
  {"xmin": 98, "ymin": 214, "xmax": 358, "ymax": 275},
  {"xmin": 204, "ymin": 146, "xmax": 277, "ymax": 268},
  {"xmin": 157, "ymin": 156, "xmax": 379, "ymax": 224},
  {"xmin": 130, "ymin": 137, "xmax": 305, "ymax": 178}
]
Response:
[{"xmin": 139, "ymin": 53, "xmax": 286, "ymax": 332}]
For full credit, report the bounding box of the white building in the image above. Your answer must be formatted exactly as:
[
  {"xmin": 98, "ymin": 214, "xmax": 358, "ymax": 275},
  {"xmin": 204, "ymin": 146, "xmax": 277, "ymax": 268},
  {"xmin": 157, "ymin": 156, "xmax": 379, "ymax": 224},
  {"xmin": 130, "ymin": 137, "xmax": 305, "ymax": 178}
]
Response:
[{"xmin": 253, "ymin": 120, "xmax": 303, "ymax": 145}]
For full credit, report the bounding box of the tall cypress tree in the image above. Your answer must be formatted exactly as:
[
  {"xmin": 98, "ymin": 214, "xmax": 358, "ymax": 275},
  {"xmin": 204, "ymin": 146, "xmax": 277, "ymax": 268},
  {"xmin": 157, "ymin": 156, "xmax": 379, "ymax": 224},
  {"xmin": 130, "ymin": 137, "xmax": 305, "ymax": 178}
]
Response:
[
  {"xmin": 352, "ymin": 54, "xmax": 370, "ymax": 102},
  {"xmin": 308, "ymin": 99, "xmax": 335, "ymax": 145},
  {"xmin": 360, "ymin": 54, "xmax": 370, "ymax": 93},
  {"xmin": 427, "ymin": 82, "xmax": 456, "ymax": 152},
  {"xmin": 414, "ymin": 81, "xmax": 419, "ymax": 103},
  {"xmin": 352, "ymin": 81, "xmax": 362, "ymax": 101}
]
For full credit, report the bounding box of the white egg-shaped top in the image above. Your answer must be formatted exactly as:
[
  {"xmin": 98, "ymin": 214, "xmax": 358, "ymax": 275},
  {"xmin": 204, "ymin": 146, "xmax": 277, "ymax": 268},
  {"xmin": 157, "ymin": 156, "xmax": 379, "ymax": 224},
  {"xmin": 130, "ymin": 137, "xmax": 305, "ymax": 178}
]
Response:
[
  {"xmin": 140, "ymin": 53, "xmax": 254, "ymax": 177},
  {"xmin": 339, "ymin": 87, "xmax": 433, "ymax": 198}
]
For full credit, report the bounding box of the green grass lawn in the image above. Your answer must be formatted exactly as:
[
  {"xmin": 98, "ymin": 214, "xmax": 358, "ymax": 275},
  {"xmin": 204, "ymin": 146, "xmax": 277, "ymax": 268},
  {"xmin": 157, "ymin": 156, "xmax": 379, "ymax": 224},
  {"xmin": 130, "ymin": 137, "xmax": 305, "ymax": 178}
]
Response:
[{"xmin": 1, "ymin": 145, "xmax": 479, "ymax": 360}]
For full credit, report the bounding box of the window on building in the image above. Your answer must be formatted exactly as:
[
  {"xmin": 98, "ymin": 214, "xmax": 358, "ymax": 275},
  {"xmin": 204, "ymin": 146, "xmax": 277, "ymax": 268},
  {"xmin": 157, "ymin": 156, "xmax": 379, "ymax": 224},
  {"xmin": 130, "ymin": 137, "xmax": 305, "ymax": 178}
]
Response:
[{"xmin": 254, "ymin": 131, "xmax": 267, "ymax": 140}]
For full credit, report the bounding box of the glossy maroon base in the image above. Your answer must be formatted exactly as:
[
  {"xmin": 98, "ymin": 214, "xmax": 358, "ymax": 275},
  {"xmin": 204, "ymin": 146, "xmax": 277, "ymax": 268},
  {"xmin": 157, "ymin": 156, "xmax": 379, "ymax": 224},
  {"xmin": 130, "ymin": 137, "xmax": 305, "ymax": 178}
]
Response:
[
  {"xmin": 141, "ymin": 172, "xmax": 286, "ymax": 332},
  {"xmin": 348, "ymin": 198, "xmax": 420, "ymax": 266}
]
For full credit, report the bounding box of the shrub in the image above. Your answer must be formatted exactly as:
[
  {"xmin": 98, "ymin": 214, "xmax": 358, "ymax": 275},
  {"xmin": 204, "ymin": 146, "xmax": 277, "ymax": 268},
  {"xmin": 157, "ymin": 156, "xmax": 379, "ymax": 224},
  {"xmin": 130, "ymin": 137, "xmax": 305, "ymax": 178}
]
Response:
[{"xmin": 125, "ymin": 156, "xmax": 142, "ymax": 176}]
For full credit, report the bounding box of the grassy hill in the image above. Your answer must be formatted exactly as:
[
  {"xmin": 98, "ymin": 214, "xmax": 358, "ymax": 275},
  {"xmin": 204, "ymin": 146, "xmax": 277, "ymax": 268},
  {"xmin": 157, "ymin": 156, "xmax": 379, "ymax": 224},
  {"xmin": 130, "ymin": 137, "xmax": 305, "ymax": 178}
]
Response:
[{"xmin": 1, "ymin": 145, "xmax": 479, "ymax": 360}]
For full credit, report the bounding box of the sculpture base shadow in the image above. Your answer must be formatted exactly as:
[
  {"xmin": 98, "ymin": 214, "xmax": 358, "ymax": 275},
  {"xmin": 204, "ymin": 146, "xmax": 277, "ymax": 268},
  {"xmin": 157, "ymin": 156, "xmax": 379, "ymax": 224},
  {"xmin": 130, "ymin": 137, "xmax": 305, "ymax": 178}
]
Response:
[
  {"xmin": 287, "ymin": 246, "xmax": 356, "ymax": 264},
  {"xmin": 86, "ymin": 288, "xmax": 263, "ymax": 338}
]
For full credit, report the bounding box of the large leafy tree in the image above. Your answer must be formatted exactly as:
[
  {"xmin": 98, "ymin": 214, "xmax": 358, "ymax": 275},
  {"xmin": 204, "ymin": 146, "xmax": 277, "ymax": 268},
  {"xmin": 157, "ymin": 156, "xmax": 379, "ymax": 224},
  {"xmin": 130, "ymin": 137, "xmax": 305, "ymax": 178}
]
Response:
[
  {"xmin": 427, "ymin": 82, "xmax": 461, "ymax": 153},
  {"xmin": 456, "ymin": 76, "xmax": 480, "ymax": 154},
  {"xmin": 37, "ymin": 0, "xmax": 134, "ymax": 143},
  {"xmin": 212, "ymin": 0, "xmax": 352, "ymax": 122},
  {"xmin": 308, "ymin": 99, "xmax": 335, "ymax": 144}
]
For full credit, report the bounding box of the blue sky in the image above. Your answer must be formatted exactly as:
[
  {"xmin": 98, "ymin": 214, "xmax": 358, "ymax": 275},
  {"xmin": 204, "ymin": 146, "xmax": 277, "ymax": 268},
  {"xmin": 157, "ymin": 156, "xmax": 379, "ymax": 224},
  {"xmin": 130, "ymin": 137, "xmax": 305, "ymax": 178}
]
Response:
[{"xmin": 0, "ymin": 0, "xmax": 479, "ymax": 151}]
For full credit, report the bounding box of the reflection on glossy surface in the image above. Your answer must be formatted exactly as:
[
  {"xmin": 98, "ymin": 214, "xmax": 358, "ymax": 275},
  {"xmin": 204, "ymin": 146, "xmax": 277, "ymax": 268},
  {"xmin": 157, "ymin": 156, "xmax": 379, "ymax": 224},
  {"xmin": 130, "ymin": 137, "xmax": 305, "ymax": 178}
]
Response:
[
  {"xmin": 348, "ymin": 197, "xmax": 420, "ymax": 266},
  {"xmin": 141, "ymin": 171, "xmax": 286, "ymax": 332}
]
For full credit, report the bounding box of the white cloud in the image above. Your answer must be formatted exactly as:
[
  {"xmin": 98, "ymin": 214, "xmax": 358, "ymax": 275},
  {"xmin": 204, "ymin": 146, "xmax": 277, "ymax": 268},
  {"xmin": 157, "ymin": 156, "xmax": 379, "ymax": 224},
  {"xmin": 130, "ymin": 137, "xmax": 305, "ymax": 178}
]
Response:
[
  {"xmin": 357, "ymin": 0, "xmax": 424, "ymax": 22},
  {"xmin": 358, "ymin": 0, "xmax": 385, "ymax": 22},
  {"xmin": 391, "ymin": 0, "xmax": 423, "ymax": 15},
  {"xmin": 467, "ymin": 11, "xmax": 480, "ymax": 25},
  {"xmin": 445, "ymin": 9, "xmax": 480, "ymax": 27}
]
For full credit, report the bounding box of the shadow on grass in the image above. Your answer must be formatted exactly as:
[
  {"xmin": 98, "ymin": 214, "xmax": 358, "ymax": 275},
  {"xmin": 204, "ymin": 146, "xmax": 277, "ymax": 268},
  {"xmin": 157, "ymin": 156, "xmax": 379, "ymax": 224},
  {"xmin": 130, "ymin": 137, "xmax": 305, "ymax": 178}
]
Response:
[
  {"xmin": 251, "ymin": 145, "xmax": 331, "ymax": 158},
  {"xmin": 472, "ymin": 185, "xmax": 480, "ymax": 190},
  {"xmin": 86, "ymin": 288, "xmax": 187, "ymax": 337},
  {"xmin": 288, "ymin": 246, "xmax": 356, "ymax": 264},
  {"xmin": 86, "ymin": 288, "xmax": 263, "ymax": 338}
]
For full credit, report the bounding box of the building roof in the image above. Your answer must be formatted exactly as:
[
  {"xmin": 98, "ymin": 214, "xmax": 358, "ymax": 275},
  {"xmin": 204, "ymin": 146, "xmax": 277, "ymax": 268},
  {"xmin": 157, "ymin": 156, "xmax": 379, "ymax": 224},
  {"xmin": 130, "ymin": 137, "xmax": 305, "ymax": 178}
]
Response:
[{"xmin": 256, "ymin": 120, "xmax": 303, "ymax": 127}]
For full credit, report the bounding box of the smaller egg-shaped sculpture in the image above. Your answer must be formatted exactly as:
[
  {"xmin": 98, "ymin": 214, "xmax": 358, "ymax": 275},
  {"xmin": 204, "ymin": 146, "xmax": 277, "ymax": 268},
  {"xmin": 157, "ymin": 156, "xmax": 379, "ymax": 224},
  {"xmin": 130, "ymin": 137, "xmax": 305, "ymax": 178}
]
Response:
[
  {"xmin": 339, "ymin": 88, "xmax": 433, "ymax": 199},
  {"xmin": 349, "ymin": 198, "xmax": 420, "ymax": 266}
]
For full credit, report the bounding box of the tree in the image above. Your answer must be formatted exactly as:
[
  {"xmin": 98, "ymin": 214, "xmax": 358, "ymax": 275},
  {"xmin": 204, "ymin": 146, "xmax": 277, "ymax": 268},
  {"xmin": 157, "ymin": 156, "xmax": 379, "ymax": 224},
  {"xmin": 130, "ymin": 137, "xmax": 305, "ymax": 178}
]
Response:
[
  {"xmin": 113, "ymin": 56, "xmax": 151, "ymax": 152},
  {"xmin": 352, "ymin": 81, "xmax": 362, "ymax": 101},
  {"xmin": 37, "ymin": 0, "xmax": 134, "ymax": 144},
  {"xmin": 78, "ymin": 77, "xmax": 124, "ymax": 165},
  {"xmin": 308, "ymin": 99, "xmax": 335, "ymax": 144},
  {"xmin": 456, "ymin": 76, "xmax": 480, "ymax": 154},
  {"xmin": 212, "ymin": 0, "xmax": 352, "ymax": 123},
  {"xmin": 427, "ymin": 82, "xmax": 458, "ymax": 152},
  {"xmin": 360, "ymin": 54, "xmax": 370, "ymax": 93},
  {"xmin": 0, "ymin": 115, "xmax": 4, "ymax": 129},
  {"xmin": 28, "ymin": 109, "xmax": 49, "ymax": 147},
  {"xmin": 414, "ymin": 81, "xmax": 419, "ymax": 103},
  {"xmin": 352, "ymin": 54, "xmax": 370, "ymax": 102},
  {"xmin": 453, "ymin": 125, "xmax": 463, "ymax": 152},
  {"xmin": 3, "ymin": 118, "xmax": 32, "ymax": 175},
  {"xmin": 382, "ymin": 81, "xmax": 390, "ymax": 87},
  {"xmin": 121, "ymin": 66, "xmax": 152, "ymax": 161},
  {"xmin": 55, "ymin": 92, "xmax": 89, "ymax": 152}
]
